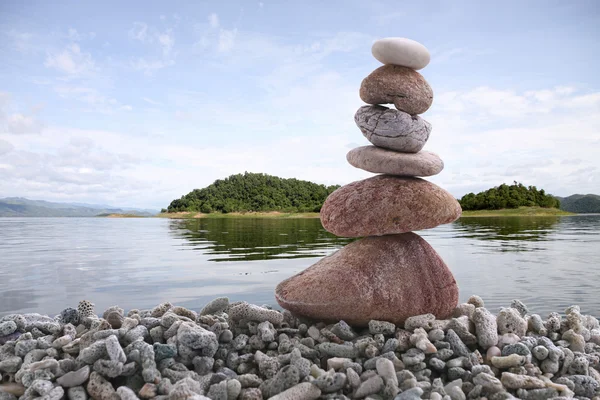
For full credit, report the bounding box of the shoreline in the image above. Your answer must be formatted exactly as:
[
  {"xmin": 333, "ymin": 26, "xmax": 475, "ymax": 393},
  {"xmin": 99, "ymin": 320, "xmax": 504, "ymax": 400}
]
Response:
[
  {"xmin": 106, "ymin": 208, "xmax": 577, "ymax": 219},
  {"xmin": 459, "ymin": 207, "xmax": 575, "ymax": 218},
  {"xmin": 0, "ymin": 296, "xmax": 597, "ymax": 399}
]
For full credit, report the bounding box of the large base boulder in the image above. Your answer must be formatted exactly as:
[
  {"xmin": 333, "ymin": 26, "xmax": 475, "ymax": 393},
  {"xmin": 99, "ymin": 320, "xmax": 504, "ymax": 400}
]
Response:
[{"xmin": 275, "ymin": 233, "xmax": 458, "ymax": 325}]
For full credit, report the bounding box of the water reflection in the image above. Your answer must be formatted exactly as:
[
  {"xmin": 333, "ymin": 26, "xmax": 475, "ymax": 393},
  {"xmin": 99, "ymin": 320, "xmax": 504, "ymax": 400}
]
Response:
[
  {"xmin": 0, "ymin": 215, "xmax": 598, "ymax": 318},
  {"xmin": 452, "ymin": 217, "xmax": 560, "ymax": 252},
  {"xmin": 168, "ymin": 218, "xmax": 353, "ymax": 261}
]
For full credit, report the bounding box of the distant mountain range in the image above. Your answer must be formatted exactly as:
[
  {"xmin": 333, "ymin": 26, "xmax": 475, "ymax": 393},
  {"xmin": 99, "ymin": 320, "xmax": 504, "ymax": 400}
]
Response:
[
  {"xmin": 0, "ymin": 197, "xmax": 158, "ymax": 217},
  {"xmin": 555, "ymin": 194, "xmax": 600, "ymax": 213}
]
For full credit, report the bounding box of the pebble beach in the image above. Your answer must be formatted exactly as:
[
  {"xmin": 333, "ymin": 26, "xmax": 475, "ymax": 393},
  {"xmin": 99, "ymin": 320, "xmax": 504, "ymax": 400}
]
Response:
[{"xmin": 1, "ymin": 296, "xmax": 600, "ymax": 400}]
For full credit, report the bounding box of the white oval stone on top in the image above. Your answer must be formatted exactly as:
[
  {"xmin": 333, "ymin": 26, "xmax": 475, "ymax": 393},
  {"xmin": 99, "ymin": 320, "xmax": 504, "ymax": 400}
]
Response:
[{"xmin": 371, "ymin": 37, "xmax": 431, "ymax": 70}]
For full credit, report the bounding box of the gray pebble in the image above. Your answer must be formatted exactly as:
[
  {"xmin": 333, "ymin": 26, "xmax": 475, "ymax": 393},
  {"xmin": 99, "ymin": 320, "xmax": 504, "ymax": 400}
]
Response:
[{"xmin": 394, "ymin": 387, "xmax": 424, "ymax": 399}]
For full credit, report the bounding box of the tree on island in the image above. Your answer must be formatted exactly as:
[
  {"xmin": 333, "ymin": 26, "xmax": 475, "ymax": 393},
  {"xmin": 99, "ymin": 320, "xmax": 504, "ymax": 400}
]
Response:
[
  {"xmin": 166, "ymin": 172, "xmax": 340, "ymax": 213},
  {"xmin": 459, "ymin": 182, "xmax": 560, "ymax": 211}
]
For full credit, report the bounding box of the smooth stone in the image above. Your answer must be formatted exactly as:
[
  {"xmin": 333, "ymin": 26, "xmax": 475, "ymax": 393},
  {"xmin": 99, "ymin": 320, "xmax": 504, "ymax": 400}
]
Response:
[
  {"xmin": 372, "ymin": 37, "xmax": 430, "ymax": 70},
  {"xmin": 347, "ymin": 146, "xmax": 443, "ymax": 177},
  {"xmin": 320, "ymin": 175, "xmax": 461, "ymax": 237},
  {"xmin": 275, "ymin": 233, "xmax": 458, "ymax": 325},
  {"xmin": 355, "ymin": 105, "xmax": 432, "ymax": 153},
  {"xmin": 360, "ymin": 65, "xmax": 433, "ymax": 115}
]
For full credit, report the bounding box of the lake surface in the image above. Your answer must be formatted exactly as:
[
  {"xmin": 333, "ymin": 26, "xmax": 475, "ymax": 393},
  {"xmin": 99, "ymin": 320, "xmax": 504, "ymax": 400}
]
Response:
[{"xmin": 0, "ymin": 215, "xmax": 599, "ymax": 318}]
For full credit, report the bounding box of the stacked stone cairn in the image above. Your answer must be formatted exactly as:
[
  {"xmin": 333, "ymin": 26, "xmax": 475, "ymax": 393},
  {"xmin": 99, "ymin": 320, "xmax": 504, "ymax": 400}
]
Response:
[{"xmin": 275, "ymin": 37, "xmax": 462, "ymax": 326}]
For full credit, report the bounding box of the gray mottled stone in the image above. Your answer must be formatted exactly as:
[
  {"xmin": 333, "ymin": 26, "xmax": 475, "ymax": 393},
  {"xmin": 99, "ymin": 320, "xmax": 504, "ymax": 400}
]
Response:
[{"xmin": 354, "ymin": 105, "xmax": 431, "ymax": 153}]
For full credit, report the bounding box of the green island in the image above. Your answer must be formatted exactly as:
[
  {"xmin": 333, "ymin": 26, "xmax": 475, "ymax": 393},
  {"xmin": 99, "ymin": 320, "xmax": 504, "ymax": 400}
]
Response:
[
  {"xmin": 164, "ymin": 172, "xmax": 339, "ymax": 214},
  {"xmin": 458, "ymin": 182, "xmax": 574, "ymax": 217},
  {"xmin": 91, "ymin": 176, "xmax": 600, "ymax": 219}
]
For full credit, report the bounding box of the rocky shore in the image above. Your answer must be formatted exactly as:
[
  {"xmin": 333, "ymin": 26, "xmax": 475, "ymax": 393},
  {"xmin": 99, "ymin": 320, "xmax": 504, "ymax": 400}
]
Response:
[{"xmin": 1, "ymin": 297, "xmax": 599, "ymax": 400}]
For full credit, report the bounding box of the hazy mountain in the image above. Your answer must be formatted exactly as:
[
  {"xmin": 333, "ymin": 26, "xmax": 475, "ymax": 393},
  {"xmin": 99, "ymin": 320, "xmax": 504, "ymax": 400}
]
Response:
[
  {"xmin": 554, "ymin": 194, "xmax": 600, "ymax": 213},
  {"xmin": 0, "ymin": 197, "xmax": 158, "ymax": 217}
]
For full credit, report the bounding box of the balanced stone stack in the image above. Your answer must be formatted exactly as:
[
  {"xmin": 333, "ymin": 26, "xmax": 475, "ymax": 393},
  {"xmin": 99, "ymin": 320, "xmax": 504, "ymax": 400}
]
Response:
[{"xmin": 276, "ymin": 38, "xmax": 462, "ymax": 326}]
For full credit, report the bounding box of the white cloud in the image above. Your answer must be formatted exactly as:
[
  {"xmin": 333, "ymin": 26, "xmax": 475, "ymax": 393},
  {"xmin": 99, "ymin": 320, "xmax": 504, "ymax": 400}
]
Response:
[
  {"xmin": 142, "ymin": 97, "xmax": 161, "ymax": 105},
  {"xmin": 6, "ymin": 30, "xmax": 34, "ymax": 53},
  {"xmin": 157, "ymin": 30, "xmax": 175, "ymax": 56},
  {"xmin": 218, "ymin": 29, "xmax": 237, "ymax": 52},
  {"xmin": 67, "ymin": 28, "xmax": 96, "ymax": 42},
  {"xmin": 53, "ymin": 86, "xmax": 131, "ymax": 114},
  {"xmin": 0, "ymin": 139, "xmax": 14, "ymax": 155},
  {"xmin": 6, "ymin": 114, "xmax": 43, "ymax": 134},
  {"xmin": 425, "ymin": 86, "xmax": 600, "ymax": 196},
  {"xmin": 209, "ymin": 13, "xmax": 220, "ymax": 28},
  {"xmin": 127, "ymin": 22, "xmax": 176, "ymax": 73},
  {"xmin": 0, "ymin": 93, "xmax": 43, "ymax": 135},
  {"xmin": 68, "ymin": 28, "xmax": 81, "ymax": 41},
  {"xmin": 44, "ymin": 43, "xmax": 95, "ymax": 76},
  {"xmin": 130, "ymin": 58, "xmax": 175, "ymax": 75},
  {"xmin": 129, "ymin": 22, "xmax": 148, "ymax": 42},
  {"xmin": 259, "ymin": 2, "xmax": 264, "ymax": 8}
]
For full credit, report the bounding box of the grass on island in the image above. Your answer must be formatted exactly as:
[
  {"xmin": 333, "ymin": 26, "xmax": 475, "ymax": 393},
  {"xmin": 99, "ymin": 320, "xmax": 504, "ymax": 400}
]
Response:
[
  {"xmin": 157, "ymin": 211, "xmax": 320, "ymax": 219},
  {"xmin": 460, "ymin": 206, "xmax": 575, "ymax": 217},
  {"xmin": 96, "ymin": 213, "xmax": 147, "ymax": 218}
]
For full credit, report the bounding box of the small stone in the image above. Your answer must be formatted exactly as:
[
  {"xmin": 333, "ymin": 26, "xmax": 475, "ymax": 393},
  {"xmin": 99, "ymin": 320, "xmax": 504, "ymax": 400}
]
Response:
[
  {"xmin": 67, "ymin": 386, "xmax": 87, "ymax": 400},
  {"xmin": 0, "ymin": 321, "xmax": 17, "ymax": 336},
  {"xmin": 473, "ymin": 308, "xmax": 498, "ymax": 349},
  {"xmin": 353, "ymin": 106, "xmax": 432, "ymax": 153},
  {"xmin": 531, "ymin": 345, "xmax": 548, "ymax": 361},
  {"xmin": 313, "ymin": 370, "xmax": 347, "ymax": 393},
  {"xmin": 138, "ymin": 383, "xmax": 157, "ymax": 399},
  {"xmin": 394, "ymin": 387, "xmax": 424, "ymax": 399},
  {"xmin": 501, "ymin": 342, "xmax": 530, "ymax": 357},
  {"xmin": 445, "ymin": 329, "xmax": 469, "ymax": 358},
  {"xmin": 491, "ymin": 354, "xmax": 526, "ymax": 369},
  {"xmin": 150, "ymin": 302, "xmax": 172, "ymax": 318},
  {"xmin": 318, "ymin": 342, "xmax": 358, "ymax": 358},
  {"xmin": 105, "ymin": 311, "xmax": 124, "ymax": 329},
  {"xmin": 116, "ymin": 387, "xmax": 139, "ymax": 400},
  {"xmin": 330, "ymin": 321, "xmax": 357, "ymax": 341},
  {"xmin": 376, "ymin": 358, "xmax": 398, "ymax": 386},
  {"xmin": 497, "ymin": 308, "xmax": 527, "ymax": 337},
  {"xmin": 467, "ymin": 296, "xmax": 484, "ymax": 308},
  {"xmin": 105, "ymin": 335, "xmax": 126, "ymax": 363},
  {"xmin": 355, "ymin": 375, "xmax": 384, "ymax": 398},
  {"xmin": 510, "ymin": 300, "xmax": 529, "ymax": 317},
  {"xmin": 86, "ymin": 371, "xmax": 116, "ymax": 400},
  {"xmin": 360, "ymin": 65, "xmax": 433, "ymax": 115},
  {"xmin": 60, "ymin": 308, "xmax": 80, "ymax": 325},
  {"xmin": 77, "ymin": 300, "xmax": 95, "ymax": 319},
  {"xmin": 200, "ymin": 297, "xmax": 229, "ymax": 316},
  {"xmin": 78, "ymin": 340, "xmax": 107, "ymax": 364},
  {"xmin": 240, "ymin": 387, "xmax": 263, "ymax": 400},
  {"xmin": 371, "ymin": 37, "xmax": 430, "ymax": 70},
  {"xmin": 268, "ymin": 382, "xmax": 320, "ymax": 400},
  {"xmin": 369, "ymin": 320, "xmax": 396, "ymax": 335},
  {"xmin": 500, "ymin": 372, "xmax": 545, "ymax": 390},
  {"xmin": 229, "ymin": 303, "xmax": 283, "ymax": 325}
]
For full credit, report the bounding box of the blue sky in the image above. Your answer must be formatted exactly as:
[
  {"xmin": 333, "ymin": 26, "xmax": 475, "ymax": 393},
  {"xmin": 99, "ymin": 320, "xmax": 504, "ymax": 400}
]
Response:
[{"xmin": 0, "ymin": 0, "xmax": 598, "ymax": 209}]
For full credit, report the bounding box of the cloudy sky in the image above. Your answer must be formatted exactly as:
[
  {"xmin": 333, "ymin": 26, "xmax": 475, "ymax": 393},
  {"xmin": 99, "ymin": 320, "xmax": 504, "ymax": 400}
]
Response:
[{"xmin": 0, "ymin": 0, "xmax": 598, "ymax": 209}]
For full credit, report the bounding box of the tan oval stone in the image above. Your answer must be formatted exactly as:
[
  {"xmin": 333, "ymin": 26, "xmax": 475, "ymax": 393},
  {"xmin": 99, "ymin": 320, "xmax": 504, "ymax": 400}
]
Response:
[
  {"xmin": 320, "ymin": 175, "xmax": 461, "ymax": 237},
  {"xmin": 347, "ymin": 146, "xmax": 443, "ymax": 177},
  {"xmin": 360, "ymin": 65, "xmax": 433, "ymax": 115},
  {"xmin": 275, "ymin": 233, "xmax": 459, "ymax": 326}
]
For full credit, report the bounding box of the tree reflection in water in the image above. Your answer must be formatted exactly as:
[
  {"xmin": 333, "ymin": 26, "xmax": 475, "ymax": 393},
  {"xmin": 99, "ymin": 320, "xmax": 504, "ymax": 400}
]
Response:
[{"xmin": 168, "ymin": 217, "xmax": 354, "ymax": 262}]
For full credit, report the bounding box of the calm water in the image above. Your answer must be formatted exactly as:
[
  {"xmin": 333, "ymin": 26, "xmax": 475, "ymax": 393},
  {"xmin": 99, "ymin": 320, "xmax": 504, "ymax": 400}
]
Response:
[{"xmin": 0, "ymin": 215, "xmax": 599, "ymax": 318}]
